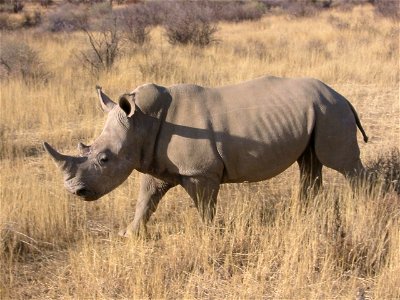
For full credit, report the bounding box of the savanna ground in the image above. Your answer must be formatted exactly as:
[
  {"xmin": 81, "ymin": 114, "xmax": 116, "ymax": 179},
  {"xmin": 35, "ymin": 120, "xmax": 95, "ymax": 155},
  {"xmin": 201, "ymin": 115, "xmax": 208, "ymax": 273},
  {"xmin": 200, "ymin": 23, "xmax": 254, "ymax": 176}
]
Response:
[{"xmin": 1, "ymin": 3, "xmax": 400, "ymax": 299}]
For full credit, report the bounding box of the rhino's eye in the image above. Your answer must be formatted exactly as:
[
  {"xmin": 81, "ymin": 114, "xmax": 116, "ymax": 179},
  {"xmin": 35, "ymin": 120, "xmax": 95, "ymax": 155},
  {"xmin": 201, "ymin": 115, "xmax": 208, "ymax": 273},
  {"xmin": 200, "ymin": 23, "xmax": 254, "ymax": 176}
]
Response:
[{"xmin": 98, "ymin": 153, "xmax": 109, "ymax": 166}]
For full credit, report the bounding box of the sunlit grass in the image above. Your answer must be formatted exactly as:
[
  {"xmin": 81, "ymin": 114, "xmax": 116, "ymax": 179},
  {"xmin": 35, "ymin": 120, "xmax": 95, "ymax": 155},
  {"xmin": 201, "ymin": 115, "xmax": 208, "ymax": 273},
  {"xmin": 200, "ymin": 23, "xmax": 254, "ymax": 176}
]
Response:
[{"xmin": 0, "ymin": 5, "xmax": 399, "ymax": 299}]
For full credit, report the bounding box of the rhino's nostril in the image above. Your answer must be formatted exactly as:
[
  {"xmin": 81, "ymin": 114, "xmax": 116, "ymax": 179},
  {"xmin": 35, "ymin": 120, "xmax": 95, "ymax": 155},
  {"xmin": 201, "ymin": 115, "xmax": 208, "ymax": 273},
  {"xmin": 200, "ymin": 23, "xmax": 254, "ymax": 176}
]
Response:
[{"xmin": 75, "ymin": 188, "xmax": 88, "ymax": 197}]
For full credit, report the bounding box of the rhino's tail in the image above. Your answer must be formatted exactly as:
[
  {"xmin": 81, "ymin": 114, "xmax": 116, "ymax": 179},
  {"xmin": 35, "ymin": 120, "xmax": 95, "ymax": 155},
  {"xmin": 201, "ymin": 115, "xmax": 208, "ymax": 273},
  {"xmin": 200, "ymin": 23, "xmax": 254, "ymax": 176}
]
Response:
[{"xmin": 347, "ymin": 100, "xmax": 368, "ymax": 143}]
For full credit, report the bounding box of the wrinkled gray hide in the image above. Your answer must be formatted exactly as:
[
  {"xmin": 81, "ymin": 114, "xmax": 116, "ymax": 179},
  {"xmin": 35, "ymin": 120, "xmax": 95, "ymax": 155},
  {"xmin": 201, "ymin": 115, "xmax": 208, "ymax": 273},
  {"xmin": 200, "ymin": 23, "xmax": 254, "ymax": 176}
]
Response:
[{"xmin": 44, "ymin": 76, "xmax": 369, "ymax": 236}]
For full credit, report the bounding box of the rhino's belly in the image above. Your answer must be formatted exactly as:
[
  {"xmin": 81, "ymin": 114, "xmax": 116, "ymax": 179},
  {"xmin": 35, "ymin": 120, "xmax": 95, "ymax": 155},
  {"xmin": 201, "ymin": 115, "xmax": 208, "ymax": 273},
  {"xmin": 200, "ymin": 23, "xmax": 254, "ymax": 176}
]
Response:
[{"xmin": 218, "ymin": 130, "xmax": 310, "ymax": 183}]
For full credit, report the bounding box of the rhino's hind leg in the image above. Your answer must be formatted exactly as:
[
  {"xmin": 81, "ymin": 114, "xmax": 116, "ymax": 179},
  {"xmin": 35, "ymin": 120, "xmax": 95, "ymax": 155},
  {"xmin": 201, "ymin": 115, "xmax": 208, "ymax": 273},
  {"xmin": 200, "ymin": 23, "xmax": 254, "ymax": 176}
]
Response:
[
  {"xmin": 120, "ymin": 174, "xmax": 175, "ymax": 237},
  {"xmin": 297, "ymin": 143, "xmax": 323, "ymax": 200},
  {"xmin": 181, "ymin": 176, "xmax": 220, "ymax": 224},
  {"xmin": 336, "ymin": 158, "xmax": 369, "ymax": 190},
  {"xmin": 316, "ymin": 141, "xmax": 368, "ymax": 191}
]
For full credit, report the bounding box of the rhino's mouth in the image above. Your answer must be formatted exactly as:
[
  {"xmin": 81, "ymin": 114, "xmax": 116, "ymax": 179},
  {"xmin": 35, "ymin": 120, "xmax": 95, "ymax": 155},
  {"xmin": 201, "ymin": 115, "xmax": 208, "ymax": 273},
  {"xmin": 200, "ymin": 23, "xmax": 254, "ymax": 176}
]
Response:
[{"xmin": 73, "ymin": 187, "xmax": 99, "ymax": 201}]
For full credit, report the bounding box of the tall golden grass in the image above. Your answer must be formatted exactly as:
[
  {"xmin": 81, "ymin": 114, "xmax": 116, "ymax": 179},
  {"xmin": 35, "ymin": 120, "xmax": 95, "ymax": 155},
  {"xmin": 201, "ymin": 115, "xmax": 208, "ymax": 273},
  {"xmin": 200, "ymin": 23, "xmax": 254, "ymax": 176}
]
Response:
[{"xmin": 1, "ymin": 5, "xmax": 399, "ymax": 299}]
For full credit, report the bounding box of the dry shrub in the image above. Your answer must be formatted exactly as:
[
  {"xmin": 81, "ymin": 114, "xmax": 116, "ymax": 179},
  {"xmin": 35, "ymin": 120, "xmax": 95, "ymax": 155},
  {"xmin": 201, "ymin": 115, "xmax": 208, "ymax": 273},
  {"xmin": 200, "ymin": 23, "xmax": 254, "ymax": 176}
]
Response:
[
  {"xmin": 22, "ymin": 11, "xmax": 42, "ymax": 28},
  {"xmin": 211, "ymin": 1, "xmax": 265, "ymax": 22},
  {"xmin": 0, "ymin": 11, "xmax": 41, "ymax": 30},
  {"xmin": 366, "ymin": 148, "xmax": 400, "ymax": 194},
  {"xmin": 164, "ymin": 2, "xmax": 218, "ymax": 47},
  {"xmin": 87, "ymin": 2, "xmax": 113, "ymax": 30},
  {"xmin": 67, "ymin": 0, "xmax": 106, "ymax": 3},
  {"xmin": 261, "ymin": 0, "xmax": 320, "ymax": 17},
  {"xmin": 261, "ymin": 0, "xmax": 335, "ymax": 18},
  {"xmin": 45, "ymin": 3, "xmax": 88, "ymax": 32},
  {"xmin": 39, "ymin": 0, "xmax": 53, "ymax": 7},
  {"xmin": 0, "ymin": 0, "xmax": 23, "ymax": 13},
  {"xmin": 0, "ymin": 38, "xmax": 50, "ymax": 83},
  {"xmin": 89, "ymin": 1, "xmax": 112, "ymax": 17},
  {"xmin": 0, "ymin": 13, "xmax": 9, "ymax": 29},
  {"xmin": 374, "ymin": 0, "xmax": 399, "ymax": 19},
  {"xmin": 127, "ymin": 1, "xmax": 167, "ymax": 26},
  {"xmin": 326, "ymin": 15, "xmax": 350, "ymax": 30},
  {"xmin": 117, "ymin": 4, "xmax": 153, "ymax": 45},
  {"xmin": 286, "ymin": 1, "xmax": 319, "ymax": 17}
]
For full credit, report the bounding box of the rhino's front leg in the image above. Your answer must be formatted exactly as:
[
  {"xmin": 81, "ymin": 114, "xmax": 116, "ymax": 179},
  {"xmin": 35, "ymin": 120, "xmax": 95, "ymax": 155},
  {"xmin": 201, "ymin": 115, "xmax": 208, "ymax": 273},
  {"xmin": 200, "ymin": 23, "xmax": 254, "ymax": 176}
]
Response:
[
  {"xmin": 181, "ymin": 176, "xmax": 220, "ymax": 224},
  {"xmin": 120, "ymin": 174, "xmax": 175, "ymax": 237}
]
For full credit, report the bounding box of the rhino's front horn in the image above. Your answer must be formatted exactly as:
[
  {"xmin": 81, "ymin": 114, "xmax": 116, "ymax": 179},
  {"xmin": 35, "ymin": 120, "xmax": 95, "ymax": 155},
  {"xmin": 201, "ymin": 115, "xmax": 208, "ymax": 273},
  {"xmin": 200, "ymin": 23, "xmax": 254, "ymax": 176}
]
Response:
[{"xmin": 43, "ymin": 142, "xmax": 72, "ymax": 171}]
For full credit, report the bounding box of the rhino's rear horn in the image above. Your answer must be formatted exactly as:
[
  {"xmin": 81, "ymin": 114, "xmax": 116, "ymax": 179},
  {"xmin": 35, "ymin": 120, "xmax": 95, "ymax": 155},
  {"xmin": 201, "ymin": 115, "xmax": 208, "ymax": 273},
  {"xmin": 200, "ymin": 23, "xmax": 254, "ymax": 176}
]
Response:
[{"xmin": 78, "ymin": 142, "xmax": 90, "ymax": 156}]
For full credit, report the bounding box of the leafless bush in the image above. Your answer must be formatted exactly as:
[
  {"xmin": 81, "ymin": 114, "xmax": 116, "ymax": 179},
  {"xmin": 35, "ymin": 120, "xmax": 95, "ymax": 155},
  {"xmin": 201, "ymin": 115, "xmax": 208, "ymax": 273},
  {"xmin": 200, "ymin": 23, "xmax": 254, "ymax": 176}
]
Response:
[
  {"xmin": 79, "ymin": 15, "xmax": 123, "ymax": 75},
  {"xmin": 164, "ymin": 2, "xmax": 218, "ymax": 47},
  {"xmin": 367, "ymin": 148, "xmax": 400, "ymax": 194},
  {"xmin": 0, "ymin": 39, "xmax": 50, "ymax": 83},
  {"xmin": 45, "ymin": 3, "xmax": 88, "ymax": 32}
]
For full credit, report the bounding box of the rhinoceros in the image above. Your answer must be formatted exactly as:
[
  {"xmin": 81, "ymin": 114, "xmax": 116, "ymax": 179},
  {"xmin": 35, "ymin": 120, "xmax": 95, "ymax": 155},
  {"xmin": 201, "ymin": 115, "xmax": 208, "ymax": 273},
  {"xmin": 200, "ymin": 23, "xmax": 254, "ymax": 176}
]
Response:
[{"xmin": 44, "ymin": 76, "xmax": 368, "ymax": 236}]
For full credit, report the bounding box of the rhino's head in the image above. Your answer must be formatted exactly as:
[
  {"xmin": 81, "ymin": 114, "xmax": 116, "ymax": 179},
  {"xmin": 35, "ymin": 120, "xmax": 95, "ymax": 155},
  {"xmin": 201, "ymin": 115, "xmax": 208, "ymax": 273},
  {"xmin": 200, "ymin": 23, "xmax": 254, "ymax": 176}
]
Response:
[{"xmin": 44, "ymin": 87, "xmax": 142, "ymax": 201}]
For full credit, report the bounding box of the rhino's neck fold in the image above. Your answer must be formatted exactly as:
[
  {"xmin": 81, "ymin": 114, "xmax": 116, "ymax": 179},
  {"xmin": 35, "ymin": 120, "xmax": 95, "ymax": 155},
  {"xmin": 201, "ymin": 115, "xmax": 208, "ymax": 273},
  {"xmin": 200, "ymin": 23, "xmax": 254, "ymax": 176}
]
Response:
[
  {"xmin": 135, "ymin": 112, "xmax": 163, "ymax": 174},
  {"xmin": 133, "ymin": 85, "xmax": 172, "ymax": 174}
]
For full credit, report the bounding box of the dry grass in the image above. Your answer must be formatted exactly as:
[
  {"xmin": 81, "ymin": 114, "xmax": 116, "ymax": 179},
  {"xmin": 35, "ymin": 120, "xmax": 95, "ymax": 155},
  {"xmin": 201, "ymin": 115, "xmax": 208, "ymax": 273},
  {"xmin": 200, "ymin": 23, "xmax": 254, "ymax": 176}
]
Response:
[{"xmin": 1, "ymin": 5, "xmax": 399, "ymax": 299}]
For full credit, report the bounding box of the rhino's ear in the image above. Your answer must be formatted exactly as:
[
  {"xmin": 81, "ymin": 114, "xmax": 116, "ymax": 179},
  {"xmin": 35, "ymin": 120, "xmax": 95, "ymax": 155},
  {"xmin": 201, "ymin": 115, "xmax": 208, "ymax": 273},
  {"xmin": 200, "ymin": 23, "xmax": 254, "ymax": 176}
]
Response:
[
  {"xmin": 96, "ymin": 85, "xmax": 116, "ymax": 113},
  {"xmin": 119, "ymin": 93, "xmax": 136, "ymax": 117}
]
